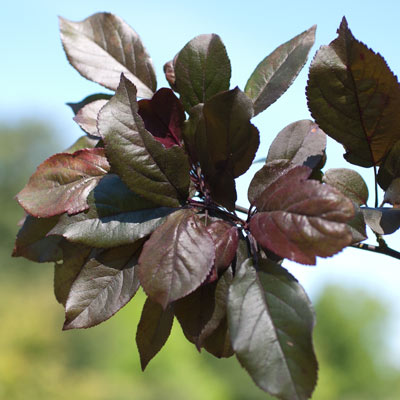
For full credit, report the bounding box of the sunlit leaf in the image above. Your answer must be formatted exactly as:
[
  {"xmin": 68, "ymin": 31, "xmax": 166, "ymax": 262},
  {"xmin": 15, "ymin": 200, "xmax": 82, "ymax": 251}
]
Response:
[
  {"xmin": 136, "ymin": 298, "xmax": 174, "ymax": 370},
  {"xmin": 250, "ymin": 166, "xmax": 354, "ymax": 264},
  {"xmin": 228, "ymin": 258, "xmax": 318, "ymax": 399},
  {"xmin": 138, "ymin": 209, "xmax": 215, "ymax": 308},
  {"xmin": 48, "ymin": 174, "xmax": 174, "ymax": 248},
  {"xmin": 383, "ymin": 178, "xmax": 400, "ymax": 207},
  {"xmin": 174, "ymin": 34, "xmax": 231, "ymax": 110},
  {"xmin": 323, "ymin": 168, "xmax": 369, "ymax": 205},
  {"xmin": 98, "ymin": 75, "xmax": 190, "ymax": 207},
  {"xmin": 17, "ymin": 148, "xmax": 110, "ymax": 218},
  {"xmin": 67, "ymin": 93, "xmax": 112, "ymax": 115},
  {"xmin": 63, "ymin": 242, "xmax": 142, "ymax": 330},
  {"xmin": 60, "ymin": 13, "xmax": 156, "ymax": 97},
  {"xmin": 73, "ymin": 99, "xmax": 108, "ymax": 137},
  {"xmin": 266, "ymin": 120, "xmax": 326, "ymax": 169},
  {"xmin": 245, "ymin": 25, "xmax": 316, "ymax": 116},
  {"xmin": 307, "ymin": 18, "xmax": 400, "ymax": 167}
]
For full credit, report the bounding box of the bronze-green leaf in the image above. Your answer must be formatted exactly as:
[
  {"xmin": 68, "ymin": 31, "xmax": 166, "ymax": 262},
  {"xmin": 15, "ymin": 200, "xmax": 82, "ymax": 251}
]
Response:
[{"xmin": 307, "ymin": 18, "xmax": 400, "ymax": 167}]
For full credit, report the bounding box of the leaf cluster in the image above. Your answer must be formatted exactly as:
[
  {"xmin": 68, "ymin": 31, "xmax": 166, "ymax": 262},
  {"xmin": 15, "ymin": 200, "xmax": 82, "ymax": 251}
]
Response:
[{"xmin": 13, "ymin": 13, "xmax": 400, "ymax": 399}]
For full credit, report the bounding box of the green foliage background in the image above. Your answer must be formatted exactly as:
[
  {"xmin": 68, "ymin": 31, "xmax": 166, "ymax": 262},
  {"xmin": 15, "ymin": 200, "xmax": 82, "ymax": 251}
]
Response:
[{"xmin": 1, "ymin": 120, "xmax": 400, "ymax": 399}]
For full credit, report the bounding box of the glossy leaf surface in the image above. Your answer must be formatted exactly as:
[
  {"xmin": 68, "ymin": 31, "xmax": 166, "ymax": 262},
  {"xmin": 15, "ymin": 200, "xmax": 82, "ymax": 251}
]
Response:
[
  {"xmin": 174, "ymin": 34, "xmax": 231, "ymax": 110},
  {"xmin": 138, "ymin": 209, "xmax": 215, "ymax": 308},
  {"xmin": 17, "ymin": 148, "xmax": 110, "ymax": 218},
  {"xmin": 245, "ymin": 25, "xmax": 316, "ymax": 116},
  {"xmin": 250, "ymin": 166, "xmax": 354, "ymax": 264},
  {"xmin": 266, "ymin": 120, "xmax": 326, "ymax": 169},
  {"xmin": 228, "ymin": 259, "xmax": 317, "ymax": 399},
  {"xmin": 63, "ymin": 243, "xmax": 142, "ymax": 329},
  {"xmin": 98, "ymin": 75, "xmax": 190, "ymax": 207},
  {"xmin": 60, "ymin": 13, "xmax": 156, "ymax": 97},
  {"xmin": 48, "ymin": 174, "xmax": 173, "ymax": 248},
  {"xmin": 73, "ymin": 99, "xmax": 108, "ymax": 137},
  {"xmin": 136, "ymin": 298, "xmax": 174, "ymax": 370},
  {"xmin": 307, "ymin": 18, "xmax": 400, "ymax": 167}
]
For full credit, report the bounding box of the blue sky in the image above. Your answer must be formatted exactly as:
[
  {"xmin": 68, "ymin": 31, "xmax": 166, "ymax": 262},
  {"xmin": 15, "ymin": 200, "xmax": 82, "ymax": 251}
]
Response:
[{"xmin": 2, "ymin": 0, "xmax": 400, "ymax": 360}]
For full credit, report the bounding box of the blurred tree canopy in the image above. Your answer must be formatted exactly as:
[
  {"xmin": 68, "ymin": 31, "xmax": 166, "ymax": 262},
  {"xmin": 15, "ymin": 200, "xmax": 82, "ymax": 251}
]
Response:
[{"xmin": 1, "ymin": 120, "xmax": 400, "ymax": 399}]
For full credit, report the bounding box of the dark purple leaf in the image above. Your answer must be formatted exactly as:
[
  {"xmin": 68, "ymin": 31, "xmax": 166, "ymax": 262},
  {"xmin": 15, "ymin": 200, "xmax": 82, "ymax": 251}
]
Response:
[
  {"xmin": 73, "ymin": 99, "xmax": 108, "ymax": 137},
  {"xmin": 378, "ymin": 141, "xmax": 400, "ymax": 190},
  {"xmin": 17, "ymin": 148, "xmax": 110, "ymax": 218},
  {"xmin": 245, "ymin": 25, "xmax": 316, "ymax": 116},
  {"xmin": 60, "ymin": 13, "xmax": 156, "ymax": 97},
  {"xmin": 250, "ymin": 166, "xmax": 354, "ymax": 264},
  {"xmin": 138, "ymin": 209, "xmax": 215, "ymax": 308},
  {"xmin": 138, "ymin": 88, "xmax": 185, "ymax": 148},
  {"xmin": 174, "ymin": 34, "xmax": 231, "ymax": 110},
  {"xmin": 228, "ymin": 258, "xmax": 318, "ymax": 399},
  {"xmin": 136, "ymin": 298, "xmax": 174, "ymax": 370},
  {"xmin": 307, "ymin": 18, "xmax": 400, "ymax": 167},
  {"xmin": 12, "ymin": 215, "xmax": 63, "ymax": 262},
  {"xmin": 203, "ymin": 316, "xmax": 234, "ymax": 359},
  {"xmin": 98, "ymin": 75, "xmax": 190, "ymax": 207},
  {"xmin": 266, "ymin": 120, "xmax": 326, "ymax": 169},
  {"xmin": 48, "ymin": 174, "xmax": 174, "ymax": 248},
  {"xmin": 174, "ymin": 281, "xmax": 217, "ymax": 346},
  {"xmin": 63, "ymin": 242, "xmax": 142, "ymax": 330}
]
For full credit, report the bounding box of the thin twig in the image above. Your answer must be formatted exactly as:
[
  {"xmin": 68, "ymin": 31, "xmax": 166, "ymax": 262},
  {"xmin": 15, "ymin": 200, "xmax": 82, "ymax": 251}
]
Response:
[
  {"xmin": 351, "ymin": 243, "xmax": 400, "ymax": 260},
  {"xmin": 235, "ymin": 204, "xmax": 249, "ymax": 215}
]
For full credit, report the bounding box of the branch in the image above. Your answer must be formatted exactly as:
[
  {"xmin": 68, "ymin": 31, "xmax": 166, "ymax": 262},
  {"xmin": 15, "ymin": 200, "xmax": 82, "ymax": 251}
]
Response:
[
  {"xmin": 350, "ymin": 243, "xmax": 400, "ymax": 260},
  {"xmin": 235, "ymin": 204, "xmax": 249, "ymax": 215}
]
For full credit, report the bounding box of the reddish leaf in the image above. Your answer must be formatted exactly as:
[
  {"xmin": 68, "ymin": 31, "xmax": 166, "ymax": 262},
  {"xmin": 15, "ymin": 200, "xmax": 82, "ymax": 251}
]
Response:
[
  {"xmin": 138, "ymin": 209, "xmax": 215, "ymax": 308},
  {"xmin": 17, "ymin": 148, "xmax": 110, "ymax": 218},
  {"xmin": 136, "ymin": 298, "xmax": 174, "ymax": 370},
  {"xmin": 250, "ymin": 166, "xmax": 354, "ymax": 264},
  {"xmin": 138, "ymin": 88, "xmax": 185, "ymax": 148}
]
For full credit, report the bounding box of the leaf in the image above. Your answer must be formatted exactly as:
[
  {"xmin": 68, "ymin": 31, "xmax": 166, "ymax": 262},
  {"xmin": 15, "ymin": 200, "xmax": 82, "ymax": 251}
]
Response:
[
  {"xmin": 64, "ymin": 136, "xmax": 99, "ymax": 153},
  {"xmin": 12, "ymin": 215, "xmax": 63, "ymax": 262},
  {"xmin": 63, "ymin": 242, "xmax": 142, "ymax": 330},
  {"xmin": 266, "ymin": 120, "xmax": 326, "ymax": 169},
  {"xmin": 203, "ymin": 316, "xmax": 234, "ymax": 359},
  {"xmin": 378, "ymin": 141, "xmax": 400, "ymax": 190},
  {"xmin": 361, "ymin": 207, "xmax": 400, "ymax": 235},
  {"xmin": 54, "ymin": 243, "xmax": 91, "ymax": 306},
  {"xmin": 67, "ymin": 93, "xmax": 113, "ymax": 115},
  {"xmin": 59, "ymin": 13, "xmax": 156, "ymax": 97},
  {"xmin": 383, "ymin": 178, "xmax": 400, "ymax": 207},
  {"xmin": 323, "ymin": 168, "xmax": 369, "ymax": 205},
  {"xmin": 249, "ymin": 166, "xmax": 354, "ymax": 264},
  {"xmin": 205, "ymin": 221, "xmax": 239, "ymax": 272},
  {"xmin": 248, "ymin": 160, "xmax": 295, "ymax": 205},
  {"xmin": 138, "ymin": 209, "xmax": 215, "ymax": 308},
  {"xmin": 98, "ymin": 75, "xmax": 190, "ymax": 207},
  {"xmin": 347, "ymin": 205, "xmax": 368, "ymax": 243},
  {"xmin": 138, "ymin": 88, "xmax": 185, "ymax": 148},
  {"xmin": 16, "ymin": 148, "xmax": 110, "ymax": 218},
  {"xmin": 245, "ymin": 25, "xmax": 316, "ymax": 116},
  {"xmin": 198, "ymin": 268, "xmax": 233, "ymax": 347},
  {"xmin": 136, "ymin": 298, "xmax": 174, "ymax": 370},
  {"xmin": 197, "ymin": 87, "xmax": 260, "ymax": 209},
  {"xmin": 73, "ymin": 99, "xmax": 108, "ymax": 137},
  {"xmin": 227, "ymin": 258, "xmax": 318, "ymax": 399},
  {"xmin": 174, "ymin": 34, "xmax": 231, "ymax": 110},
  {"xmin": 307, "ymin": 18, "xmax": 400, "ymax": 167},
  {"xmin": 48, "ymin": 174, "xmax": 174, "ymax": 248},
  {"xmin": 174, "ymin": 281, "xmax": 217, "ymax": 346}
]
